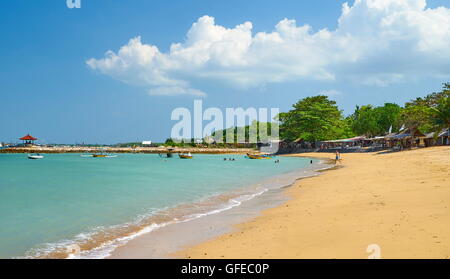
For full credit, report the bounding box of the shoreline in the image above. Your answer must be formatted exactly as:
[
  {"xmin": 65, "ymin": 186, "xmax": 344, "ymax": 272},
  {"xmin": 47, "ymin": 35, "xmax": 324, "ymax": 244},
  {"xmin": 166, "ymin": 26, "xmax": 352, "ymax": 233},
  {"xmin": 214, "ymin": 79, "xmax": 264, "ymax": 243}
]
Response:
[
  {"xmin": 14, "ymin": 154, "xmax": 323, "ymax": 259},
  {"xmin": 106, "ymin": 157, "xmax": 329, "ymax": 259},
  {"xmin": 0, "ymin": 146, "xmax": 254, "ymax": 154},
  {"xmin": 175, "ymin": 147, "xmax": 450, "ymax": 259}
]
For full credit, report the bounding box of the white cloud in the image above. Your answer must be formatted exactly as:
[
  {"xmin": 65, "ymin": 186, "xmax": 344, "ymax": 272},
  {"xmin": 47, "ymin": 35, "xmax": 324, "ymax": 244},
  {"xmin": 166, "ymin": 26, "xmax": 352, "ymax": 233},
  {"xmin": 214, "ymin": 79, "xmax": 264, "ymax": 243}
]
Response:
[
  {"xmin": 148, "ymin": 86, "xmax": 206, "ymax": 97},
  {"xmin": 87, "ymin": 0, "xmax": 450, "ymax": 96}
]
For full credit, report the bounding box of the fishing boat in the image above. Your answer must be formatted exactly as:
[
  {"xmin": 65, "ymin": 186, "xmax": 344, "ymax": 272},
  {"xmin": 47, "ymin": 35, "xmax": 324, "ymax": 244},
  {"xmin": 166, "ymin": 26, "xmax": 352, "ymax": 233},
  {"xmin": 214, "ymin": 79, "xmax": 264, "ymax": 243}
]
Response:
[
  {"xmin": 89, "ymin": 148, "xmax": 118, "ymax": 158},
  {"xmin": 179, "ymin": 152, "xmax": 193, "ymax": 159},
  {"xmin": 28, "ymin": 154, "xmax": 44, "ymax": 160},
  {"xmin": 92, "ymin": 154, "xmax": 107, "ymax": 158},
  {"xmin": 92, "ymin": 153, "xmax": 117, "ymax": 158},
  {"xmin": 246, "ymin": 153, "xmax": 272, "ymax": 159}
]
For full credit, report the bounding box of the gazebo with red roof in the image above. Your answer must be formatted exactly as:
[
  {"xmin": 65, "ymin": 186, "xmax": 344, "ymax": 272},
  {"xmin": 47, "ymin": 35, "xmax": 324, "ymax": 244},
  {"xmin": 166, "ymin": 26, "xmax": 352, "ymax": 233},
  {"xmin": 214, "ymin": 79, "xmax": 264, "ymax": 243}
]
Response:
[{"xmin": 20, "ymin": 134, "xmax": 38, "ymax": 145}]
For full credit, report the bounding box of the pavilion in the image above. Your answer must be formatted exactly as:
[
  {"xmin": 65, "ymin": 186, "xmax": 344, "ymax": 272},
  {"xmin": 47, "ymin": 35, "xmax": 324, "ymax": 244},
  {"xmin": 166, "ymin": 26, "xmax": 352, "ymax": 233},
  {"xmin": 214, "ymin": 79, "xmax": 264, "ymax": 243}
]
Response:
[{"xmin": 20, "ymin": 134, "xmax": 38, "ymax": 146}]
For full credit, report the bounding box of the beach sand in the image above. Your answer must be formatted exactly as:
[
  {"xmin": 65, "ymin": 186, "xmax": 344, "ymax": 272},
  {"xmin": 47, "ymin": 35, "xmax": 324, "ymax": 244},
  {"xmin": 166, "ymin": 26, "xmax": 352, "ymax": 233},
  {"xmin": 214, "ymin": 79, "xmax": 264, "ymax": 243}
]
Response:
[{"xmin": 175, "ymin": 146, "xmax": 450, "ymax": 259}]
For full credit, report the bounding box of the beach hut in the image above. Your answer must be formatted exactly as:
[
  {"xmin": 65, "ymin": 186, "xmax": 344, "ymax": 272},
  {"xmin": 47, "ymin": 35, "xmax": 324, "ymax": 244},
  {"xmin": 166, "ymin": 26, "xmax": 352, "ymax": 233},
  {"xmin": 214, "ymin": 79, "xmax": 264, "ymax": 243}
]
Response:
[
  {"xmin": 423, "ymin": 132, "xmax": 436, "ymax": 147},
  {"xmin": 365, "ymin": 136, "xmax": 386, "ymax": 148},
  {"xmin": 421, "ymin": 128, "xmax": 450, "ymax": 146},
  {"xmin": 19, "ymin": 134, "xmax": 38, "ymax": 146},
  {"xmin": 319, "ymin": 136, "xmax": 367, "ymax": 150},
  {"xmin": 385, "ymin": 128, "xmax": 425, "ymax": 149},
  {"xmin": 437, "ymin": 128, "xmax": 450, "ymax": 145}
]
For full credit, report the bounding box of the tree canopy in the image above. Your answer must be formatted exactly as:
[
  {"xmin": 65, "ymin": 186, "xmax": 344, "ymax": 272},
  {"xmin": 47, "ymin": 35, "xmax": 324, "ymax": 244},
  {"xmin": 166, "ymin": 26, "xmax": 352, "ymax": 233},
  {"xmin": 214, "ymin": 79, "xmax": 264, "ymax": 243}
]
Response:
[
  {"xmin": 401, "ymin": 83, "xmax": 450, "ymax": 133},
  {"xmin": 181, "ymin": 82, "xmax": 450, "ymax": 145},
  {"xmin": 349, "ymin": 103, "xmax": 402, "ymax": 137},
  {"xmin": 278, "ymin": 96, "xmax": 353, "ymax": 142},
  {"xmin": 278, "ymin": 82, "xmax": 449, "ymax": 142}
]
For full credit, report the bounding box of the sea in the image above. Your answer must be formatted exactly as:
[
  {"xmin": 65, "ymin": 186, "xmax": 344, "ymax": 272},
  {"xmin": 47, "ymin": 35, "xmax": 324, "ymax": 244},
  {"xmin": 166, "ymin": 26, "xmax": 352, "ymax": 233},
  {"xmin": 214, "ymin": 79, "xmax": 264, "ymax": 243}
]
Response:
[{"xmin": 0, "ymin": 153, "xmax": 325, "ymax": 259}]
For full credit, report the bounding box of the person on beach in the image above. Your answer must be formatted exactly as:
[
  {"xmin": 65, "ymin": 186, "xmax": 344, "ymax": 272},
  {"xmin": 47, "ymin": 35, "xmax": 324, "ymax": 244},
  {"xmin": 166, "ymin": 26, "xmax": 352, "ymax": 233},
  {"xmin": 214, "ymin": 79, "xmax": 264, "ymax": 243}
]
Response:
[{"xmin": 335, "ymin": 151, "xmax": 341, "ymax": 165}]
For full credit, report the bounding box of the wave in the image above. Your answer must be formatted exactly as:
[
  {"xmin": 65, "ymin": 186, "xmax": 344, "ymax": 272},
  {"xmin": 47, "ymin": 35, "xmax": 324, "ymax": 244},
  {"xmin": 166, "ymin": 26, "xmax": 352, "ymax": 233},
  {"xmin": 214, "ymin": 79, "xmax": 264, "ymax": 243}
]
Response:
[{"xmin": 21, "ymin": 159, "xmax": 331, "ymax": 259}]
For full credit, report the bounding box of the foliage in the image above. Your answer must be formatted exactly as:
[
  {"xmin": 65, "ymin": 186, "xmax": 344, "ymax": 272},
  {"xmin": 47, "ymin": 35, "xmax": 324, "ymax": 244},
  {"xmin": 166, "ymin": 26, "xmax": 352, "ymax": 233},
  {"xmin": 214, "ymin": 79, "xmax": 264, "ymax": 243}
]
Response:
[
  {"xmin": 211, "ymin": 121, "xmax": 278, "ymax": 144},
  {"xmin": 349, "ymin": 103, "xmax": 402, "ymax": 137},
  {"xmin": 278, "ymin": 96, "xmax": 351, "ymax": 142},
  {"xmin": 401, "ymin": 83, "xmax": 450, "ymax": 133},
  {"xmin": 400, "ymin": 105, "xmax": 434, "ymax": 133},
  {"xmin": 276, "ymin": 83, "xmax": 448, "ymax": 142},
  {"xmin": 166, "ymin": 83, "xmax": 449, "ymax": 145},
  {"xmin": 430, "ymin": 96, "xmax": 450, "ymax": 131}
]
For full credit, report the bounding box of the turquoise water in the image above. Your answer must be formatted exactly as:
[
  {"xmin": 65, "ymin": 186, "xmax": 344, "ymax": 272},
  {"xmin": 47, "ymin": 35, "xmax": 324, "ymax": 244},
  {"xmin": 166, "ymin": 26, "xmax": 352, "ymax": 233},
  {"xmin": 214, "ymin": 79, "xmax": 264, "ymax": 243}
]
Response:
[{"xmin": 0, "ymin": 153, "xmax": 314, "ymax": 258}]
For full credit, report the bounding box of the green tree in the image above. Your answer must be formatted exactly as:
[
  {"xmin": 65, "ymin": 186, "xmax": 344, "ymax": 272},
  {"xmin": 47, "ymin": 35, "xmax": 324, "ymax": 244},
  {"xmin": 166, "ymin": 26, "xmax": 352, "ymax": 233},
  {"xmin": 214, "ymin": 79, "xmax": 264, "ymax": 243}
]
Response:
[
  {"xmin": 400, "ymin": 105, "xmax": 434, "ymax": 132},
  {"xmin": 350, "ymin": 103, "xmax": 401, "ymax": 137},
  {"xmin": 210, "ymin": 121, "xmax": 278, "ymax": 144},
  {"xmin": 405, "ymin": 83, "xmax": 449, "ymax": 108},
  {"xmin": 374, "ymin": 103, "xmax": 402, "ymax": 133},
  {"xmin": 430, "ymin": 96, "xmax": 450, "ymax": 131},
  {"xmin": 279, "ymin": 95, "xmax": 349, "ymax": 142},
  {"xmin": 165, "ymin": 138, "xmax": 175, "ymax": 145},
  {"xmin": 350, "ymin": 105, "xmax": 379, "ymax": 137},
  {"xmin": 401, "ymin": 83, "xmax": 450, "ymax": 133}
]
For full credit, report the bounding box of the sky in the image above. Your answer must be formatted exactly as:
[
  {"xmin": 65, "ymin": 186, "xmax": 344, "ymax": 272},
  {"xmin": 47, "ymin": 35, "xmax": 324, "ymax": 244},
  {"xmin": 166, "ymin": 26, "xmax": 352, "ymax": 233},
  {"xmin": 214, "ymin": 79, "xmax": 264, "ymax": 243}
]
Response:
[{"xmin": 1, "ymin": 0, "xmax": 449, "ymax": 144}]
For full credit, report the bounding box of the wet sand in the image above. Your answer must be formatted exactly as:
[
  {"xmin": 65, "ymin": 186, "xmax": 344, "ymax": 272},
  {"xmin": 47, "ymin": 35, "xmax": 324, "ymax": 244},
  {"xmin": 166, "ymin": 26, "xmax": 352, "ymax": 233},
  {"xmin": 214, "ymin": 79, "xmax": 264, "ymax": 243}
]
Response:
[
  {"xmin": 175, "ymin": 147, "xmax": 450, "ymax": 259},
  {"xmin": 108, "ymin": 160, "xmax": 328, "ymax": 259}
]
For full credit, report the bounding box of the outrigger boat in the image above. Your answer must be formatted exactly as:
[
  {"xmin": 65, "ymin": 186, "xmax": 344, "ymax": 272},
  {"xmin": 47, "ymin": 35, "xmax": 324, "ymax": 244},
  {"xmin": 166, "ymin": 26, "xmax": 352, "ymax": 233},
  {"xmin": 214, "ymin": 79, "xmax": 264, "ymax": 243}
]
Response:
[
  {"xmin": 92, "ymin": 153, "xmax": 117, "ymax": 158},
  {"xmin": 92, "ymin": 154, "xmax": 107, "ymax": 158},
  {"xmin": 28, "ymin": 154, "xmax": 44, "ymax": 160},
  {"xmin": 179, "ymin": 152, "xmax": 193, "ymax": 159},
  {"xmin": 246, "ymin": 153, "xmax": 272, "ymax": 159},
  {"xmin": 89, "ymin": 150, "xmax": 117, "ymax": 158}
]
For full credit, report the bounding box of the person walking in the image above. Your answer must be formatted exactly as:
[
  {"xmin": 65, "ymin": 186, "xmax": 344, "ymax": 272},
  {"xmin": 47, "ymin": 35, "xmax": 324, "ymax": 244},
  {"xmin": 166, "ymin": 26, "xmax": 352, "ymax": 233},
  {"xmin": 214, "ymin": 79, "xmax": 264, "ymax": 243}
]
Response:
[{"xmin": 335, "ymin": 151, "xmax": 341, "ymax": 165}]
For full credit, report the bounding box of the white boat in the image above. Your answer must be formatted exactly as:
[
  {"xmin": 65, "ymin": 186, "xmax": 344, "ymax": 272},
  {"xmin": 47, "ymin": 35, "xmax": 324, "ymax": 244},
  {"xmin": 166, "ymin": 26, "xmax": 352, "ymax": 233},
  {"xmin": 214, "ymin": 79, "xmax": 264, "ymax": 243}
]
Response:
[{"xmin": 28, "ymin": 154, "xmax": 44, "ymax": 160}]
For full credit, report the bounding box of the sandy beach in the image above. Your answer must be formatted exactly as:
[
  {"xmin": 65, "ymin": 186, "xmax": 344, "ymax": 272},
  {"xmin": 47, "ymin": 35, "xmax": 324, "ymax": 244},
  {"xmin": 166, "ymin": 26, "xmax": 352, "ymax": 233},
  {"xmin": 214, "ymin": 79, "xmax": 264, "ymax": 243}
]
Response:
[{"xmin": 175, "ymin": 147, "xmax": 450, "ymax": 259}]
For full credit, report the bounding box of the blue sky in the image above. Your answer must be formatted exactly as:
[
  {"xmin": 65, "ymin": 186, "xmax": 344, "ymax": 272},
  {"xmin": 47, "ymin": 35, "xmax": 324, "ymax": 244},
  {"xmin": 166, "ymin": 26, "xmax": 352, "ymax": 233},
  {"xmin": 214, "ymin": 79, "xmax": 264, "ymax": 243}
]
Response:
[{"xmin": 1, "ymin": 0, "xmax": 449, "ymax": 144}]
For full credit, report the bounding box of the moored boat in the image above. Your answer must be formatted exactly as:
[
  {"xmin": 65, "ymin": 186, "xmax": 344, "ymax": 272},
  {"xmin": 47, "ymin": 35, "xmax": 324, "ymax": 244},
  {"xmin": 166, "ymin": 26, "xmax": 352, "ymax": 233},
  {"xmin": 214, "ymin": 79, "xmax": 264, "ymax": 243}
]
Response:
[
  {"xmin": 89, "ymin": 148, "xmax": 117, "ymax": 158},
  {"xmin": 92, "ymin": 154, "xmax": 117, "ymax": 158},
  {"xmin": 246, "ymin": 153, "xmax": 272, "ymax": 159},
  {"xmin": 179, "ymin": 152, "xmax": 193, "ymax": 159},
  {"xmin": 92, "ymin": 154, "xmax": 107, "ymax": 158},
  {"xmin": 28, "ymin": 154, "xmax": 44, "ymax": 160}
]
